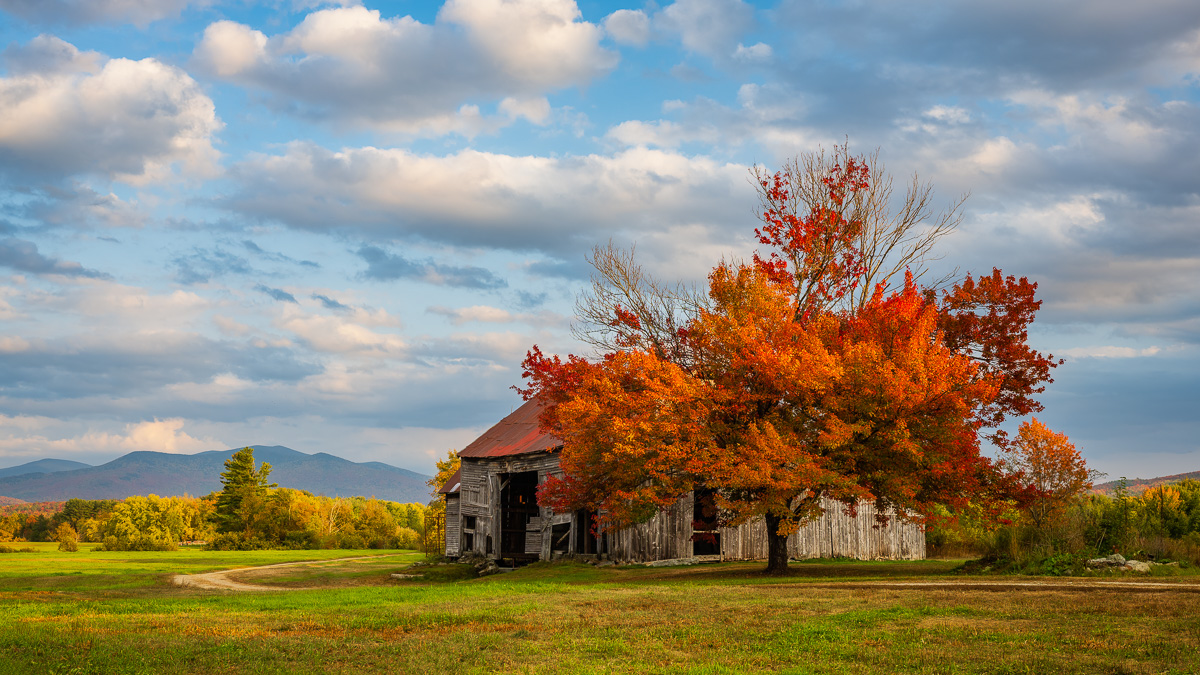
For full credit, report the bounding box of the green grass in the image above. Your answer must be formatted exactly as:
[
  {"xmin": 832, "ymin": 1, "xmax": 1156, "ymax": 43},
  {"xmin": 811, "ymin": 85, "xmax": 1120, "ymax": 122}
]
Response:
[{"xmin": 2, "ymin": 548, "xmax": 1199, "ymax": 674}]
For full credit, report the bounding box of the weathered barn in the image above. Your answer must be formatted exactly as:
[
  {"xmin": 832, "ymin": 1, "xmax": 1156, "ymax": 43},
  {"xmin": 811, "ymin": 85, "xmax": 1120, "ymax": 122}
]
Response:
[{"xmin": 443, "ymin": 398, "xmax": 925, "ymax": 563}]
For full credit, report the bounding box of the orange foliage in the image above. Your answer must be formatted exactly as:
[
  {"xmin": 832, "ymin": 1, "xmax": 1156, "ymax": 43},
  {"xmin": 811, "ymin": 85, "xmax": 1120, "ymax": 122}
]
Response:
[
  {"xmin": 521, "ymin": 147, "xmax": 1058, "ymax": 572},
  {"xmin": 1004, "ymin": 418, "xmax": 1092, "ymax": 529}
]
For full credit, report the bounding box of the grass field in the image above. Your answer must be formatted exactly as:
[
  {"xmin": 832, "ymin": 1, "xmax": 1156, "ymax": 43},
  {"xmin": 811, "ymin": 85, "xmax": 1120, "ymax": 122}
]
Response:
[{"xmin": 3, "ymin": 545, "xmax": 1199, "ymax": 674}]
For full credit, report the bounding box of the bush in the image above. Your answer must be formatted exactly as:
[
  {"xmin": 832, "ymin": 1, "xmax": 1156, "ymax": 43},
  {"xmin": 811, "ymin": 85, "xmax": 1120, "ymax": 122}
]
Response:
[
  {"xmin": 336, "ymin": 533, "xmax": 366, "ymax": 550},
  {"xmin": 0, "ymin": 545, "xmax": 36, "ymax": 553},
  {"xmin": 98, "ymin": 535, "xmax": 177, "ymax": 552},
  {"xmin": 57, "ymin": 538, "xmax": 79, "ymax": 552},
  {"xmin": 396, "ymin": 527, "xmax": 421, "ymax": 550},
  {"xmin": 204, "ymin": 532, "xmax": 270, "ymax": 551}
]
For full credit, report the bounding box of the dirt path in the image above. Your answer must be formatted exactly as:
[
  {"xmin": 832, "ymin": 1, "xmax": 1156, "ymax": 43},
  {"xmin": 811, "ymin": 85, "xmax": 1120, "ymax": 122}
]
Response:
[
  {"xmin": 172, "ymin": 556, "xmax": 1200, "ymax": 593},
  {"xmin": 172, "ymin": 555, "xmax": 403, "ymax": 592}
]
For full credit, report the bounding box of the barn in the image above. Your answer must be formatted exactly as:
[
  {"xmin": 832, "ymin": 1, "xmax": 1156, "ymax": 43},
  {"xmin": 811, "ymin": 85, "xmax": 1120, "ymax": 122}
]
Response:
[{"xmin": 442, "ymin": 398, "xmax": 925, "ymax": 564}]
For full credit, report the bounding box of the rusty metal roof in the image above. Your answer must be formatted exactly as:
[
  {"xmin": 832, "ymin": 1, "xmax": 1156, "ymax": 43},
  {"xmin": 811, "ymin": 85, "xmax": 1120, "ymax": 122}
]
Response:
[
  {"xmin": 457, "ymin": 398, "xmax": 561, "ymax": 458},
  {"xmin": 437, "ymin": 468, "xmax": 461, "ymax": 494}
]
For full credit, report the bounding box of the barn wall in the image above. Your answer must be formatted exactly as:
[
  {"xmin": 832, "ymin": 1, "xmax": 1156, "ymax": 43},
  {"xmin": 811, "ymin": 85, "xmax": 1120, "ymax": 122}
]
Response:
[
  {"xmin": 458, "ymin": 452, "xmax": 561, "ymax": 560},
  {"xmin": 605, "ymin": 493, "xmax": 694, "ymax": 562},
  {"xmin": 455, "ymin": 453, "xmax": 925, "ymax": 563},
  {"xmin": 444, "ymin": 495, "xmax": 461, "ymax": 557},
  {"xmin": 719, "ymin": 499, "xmax": 926, "ymax": 562}
]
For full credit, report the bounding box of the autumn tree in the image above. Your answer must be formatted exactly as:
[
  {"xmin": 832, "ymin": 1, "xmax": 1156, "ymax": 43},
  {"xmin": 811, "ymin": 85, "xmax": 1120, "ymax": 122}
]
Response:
[
  {"xmin": 424, "ymin": 449, "xmax": 460, "ymax": 554},
  {"xmin": 54, "ymin": 523, "xmax": 79, "ymax": 552},
  {"xmin": 214, "ymin": 447, "xmax": 277, "ymax": 535},
  {"xmin": 1003, "ymin": 418, "xmax": 1095, "ymax": 532},
  {"xmin": 522, "ymin": 146, "xmax": 1058, "ymax": 574}
]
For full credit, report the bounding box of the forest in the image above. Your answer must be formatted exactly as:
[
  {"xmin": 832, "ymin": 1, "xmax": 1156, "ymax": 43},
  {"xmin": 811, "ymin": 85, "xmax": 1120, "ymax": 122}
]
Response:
[
  {"xmin": 0, "ymin": 448, "xmax": 432, "ymax": 552},
  {"xmin": 927, "ymin": 478, "xmax": 1200, "ymax": 570}
]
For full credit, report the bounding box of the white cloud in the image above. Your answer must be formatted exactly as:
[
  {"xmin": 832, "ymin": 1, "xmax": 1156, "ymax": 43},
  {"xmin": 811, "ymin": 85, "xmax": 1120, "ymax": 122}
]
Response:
[
  {"xmin": 924, "ymin": 105, "xmax": 971, "ymax": 124},
  {"xmin": 427, "ymin": 304, "xmax": 565, "ymax": 327},
  {"xmin": 194, "ymin": 20, "xmax": 267, "ymax": 77},
  {"xmin": 0, "ymin": 36, "xmax": 221, "ymax": 184},
  {"xmin": 1060, "ymin": 346, "xmax": 1163, "ymax": 359},
  {"xmin": 276, "ymin": 306, "xmax": 407, "ymax": 357},
  {"xmin": 732, "ymin": 42, "xmax": 772, "ymax": 63},
  {"xmin": 192, "ymin": 2, "xmax": 616, "ymax": 135},
  {"xmin": 29, "ymin": 281, "xmax": 211, "ymax": 327},
  {"xmin": 0, "ymin": 417, "xmax": 223, "ymax": 459},
  {"xmin": 499, "ymin": 96, "xmax": 552, "ymax": 125},
  {"xmin": 603, "ymin": 9, "xmax": 651, "ymax": 47},
  {"xmin": 658, "ymin": 0, "xmax": 754, "ymax": 61},
  {"xmin": 226, "ymin": 144, "xmax": 755, "ymax": 260},
  {"xmin": 438, "ymin": 0, "xmax": 613, "ymax": 85},
  {"xmin": 605, "ymin": 120, "xmax": 691, "ymax": 148}
]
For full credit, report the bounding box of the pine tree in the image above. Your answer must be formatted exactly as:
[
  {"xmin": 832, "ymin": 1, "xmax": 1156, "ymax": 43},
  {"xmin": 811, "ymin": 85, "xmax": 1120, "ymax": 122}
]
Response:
[{"xmin": 214, "ymin": 447, "xmax": 277, "ymax": 534}]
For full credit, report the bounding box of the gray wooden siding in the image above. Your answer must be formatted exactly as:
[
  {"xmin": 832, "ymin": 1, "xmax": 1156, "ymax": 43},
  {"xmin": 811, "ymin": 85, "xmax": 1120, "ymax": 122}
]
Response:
[
  {"xmin": 719, "ymin": 498, "xmax": 925, "ymax": 562},
  {"xmin": 444, "ymin": 495, "xmax": 460, "ymax": 557},
  {"xmin": 455, "ymin": 452, "xmax": 560, "ymax": 558},
  {"xmin": 451, "ymin": 454, "xmax": 925, "ymax": 562}
]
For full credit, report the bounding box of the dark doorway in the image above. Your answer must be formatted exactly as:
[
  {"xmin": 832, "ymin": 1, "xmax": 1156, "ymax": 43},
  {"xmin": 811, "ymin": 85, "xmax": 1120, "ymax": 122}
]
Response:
[
  {"xmin": 574, "ymin": 509, "xmax": 598, "ymax": 555},
  {"xmin": 499, "ymin": 471, "xmax": 539, "ymax": 561},
  {"xmin": 692, "ymin": 487, "xmax": 721, "ymax": 556},
  {"xmin": 550, "ymin": 522, "xmax": 570, "ymax": 556}
]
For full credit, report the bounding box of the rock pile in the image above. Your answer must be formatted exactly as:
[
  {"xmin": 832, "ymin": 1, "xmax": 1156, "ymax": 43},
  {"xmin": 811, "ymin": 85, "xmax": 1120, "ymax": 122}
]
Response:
[
  {"xmin": 458, "ymin": 552, "xmax": 502, "ymax": 577},
  {"xmin": 1084, "ymin": 553, "xmax": 1177, "ymax": 573}
]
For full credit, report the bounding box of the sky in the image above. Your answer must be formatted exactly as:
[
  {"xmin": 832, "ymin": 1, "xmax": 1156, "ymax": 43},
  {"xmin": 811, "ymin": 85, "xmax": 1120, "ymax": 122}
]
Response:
[{"xmin": 0, "ymin": 0, "xmax": 1197, "ymax": 481}]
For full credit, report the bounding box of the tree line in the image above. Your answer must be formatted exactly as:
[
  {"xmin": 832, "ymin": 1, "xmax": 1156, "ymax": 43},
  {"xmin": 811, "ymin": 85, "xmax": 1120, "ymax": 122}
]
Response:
[{"xmin": 0, "ymin": 448, "xmax": 434, "ymax": 552}]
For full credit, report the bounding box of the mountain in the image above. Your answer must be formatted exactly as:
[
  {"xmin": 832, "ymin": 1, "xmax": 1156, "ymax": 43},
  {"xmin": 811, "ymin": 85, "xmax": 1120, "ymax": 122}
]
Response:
[
  {"xmin": 0, "ymin": 459, "xmax": 92, "ymax": 479},
  {"xmin": 1094, "ymin": 470, "xmax": 1200, "ymax": 496},
  {"xmin": 0, "ymin": 446, "xmax": 431, "ymax": 503}
]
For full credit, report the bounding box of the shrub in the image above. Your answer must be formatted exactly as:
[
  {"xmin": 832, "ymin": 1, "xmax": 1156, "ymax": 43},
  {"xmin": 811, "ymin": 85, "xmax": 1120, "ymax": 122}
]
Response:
[
  {"xmin": 204, "ymin": 532, "xmax": 270, "ymax": 551},
  {"xmin": 57, "ymin": 538, "xmax": 79, "ymax": 552},
  {"xmin": 0, "ymin": 545, "xmax": 36, "ymax": 553},
  {"xmin": 98, "ymin": 534, "xmax": 177, "ymax": 552},
  {"xmin": 396, "ymin": 527, "xmax": 421, "ymax": 550}
]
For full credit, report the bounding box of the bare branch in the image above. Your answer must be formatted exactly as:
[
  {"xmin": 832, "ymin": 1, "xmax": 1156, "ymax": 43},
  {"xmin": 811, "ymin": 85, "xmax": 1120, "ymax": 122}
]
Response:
[{"xmin": 571, "ymin": 241, "xmax": 707, "ymax": 365}]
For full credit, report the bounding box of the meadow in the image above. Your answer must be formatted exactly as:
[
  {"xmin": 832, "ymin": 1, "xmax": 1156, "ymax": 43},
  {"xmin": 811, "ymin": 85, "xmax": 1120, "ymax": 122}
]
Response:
[{"xmin": 3, "ymin": 544, "xmax": 1199, "ymax": 674}]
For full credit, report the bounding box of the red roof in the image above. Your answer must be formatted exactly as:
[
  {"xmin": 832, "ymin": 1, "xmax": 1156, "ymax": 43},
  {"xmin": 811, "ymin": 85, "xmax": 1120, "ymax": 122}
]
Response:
[
  {"xmin": 438, "ymin": 468, "xmax": 461, "ymax": 495},
  {"xmin": 458, "ymin": 398, "xmax": 561, "ymax": 458}
]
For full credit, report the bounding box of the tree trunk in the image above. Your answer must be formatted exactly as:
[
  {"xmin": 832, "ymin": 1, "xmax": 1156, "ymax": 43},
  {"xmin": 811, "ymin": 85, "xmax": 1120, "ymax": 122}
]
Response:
[{"xmin": 764, "ymin": 512, "xmax": 790, "ymax": 575}]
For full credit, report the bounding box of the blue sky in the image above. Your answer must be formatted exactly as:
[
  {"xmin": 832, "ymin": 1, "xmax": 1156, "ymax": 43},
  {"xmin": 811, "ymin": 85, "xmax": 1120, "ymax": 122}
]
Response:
[{"xmin": 0, "ymin": 0, "xmax": 1197, "ymax": 480}]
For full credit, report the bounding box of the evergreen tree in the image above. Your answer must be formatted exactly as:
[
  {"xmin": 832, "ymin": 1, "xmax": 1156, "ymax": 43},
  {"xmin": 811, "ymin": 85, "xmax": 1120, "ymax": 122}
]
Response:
[{"xmin": 214, "ymin": 447, "xmax": 277, "ymax": 534}]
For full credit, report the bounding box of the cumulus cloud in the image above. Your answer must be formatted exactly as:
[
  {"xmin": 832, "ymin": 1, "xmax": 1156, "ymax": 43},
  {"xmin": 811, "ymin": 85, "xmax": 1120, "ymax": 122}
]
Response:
[
  {"xmin": 276, "ymin": 307, "xmax": 407, "ymax": 357},
  {"xmin": 0, "ymin": 0, "xmax": 207, "ymax": 27},
  {"xmin": 732, "ymin": 42, "xmax": 772, "ymax": 63},
  {"xmin": 0, "ymin": 416, "xmax": 223, "ymax": 460},
  {"xmin": 192, "ymin": 2, "xmax": 616, "ymax": 134},
  {"xmin": 603, "ymin": 8, "xmax": 651, "ymax": 47},
  {"xmin": 0, "ymin": 36, "xmax": 221, "ymax": 184},
  {"xmin": 224, "ymin": 144, "xmax": 754, "ymax": 263},
  {"xmin": 427, "ymin": 304, "xmax": 565, "ymax": 327},
  {"xmin": 1060, "ymin": 346, "xmax": 1163, "ymax": 359},
  {"xmin": 658, "ymin": 0, "xmax": 755, "ymax": 61},
  {"xmin": 17, "ymin": 183, "xmax": 148, "ymax": 230}
]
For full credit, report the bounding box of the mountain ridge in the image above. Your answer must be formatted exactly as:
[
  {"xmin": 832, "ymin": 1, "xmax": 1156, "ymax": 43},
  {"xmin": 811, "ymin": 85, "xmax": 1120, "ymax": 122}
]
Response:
[
  {"xmin": 0, "ymin": 446, "xmax": 430, "ymax": 503},
  {"xmin": 1094, "ymin": 470, "xmax": 1200, "ymax": 495},
  {"xmin": 0, "ymin": 459, "xmax": 92, "ymax": 480}
]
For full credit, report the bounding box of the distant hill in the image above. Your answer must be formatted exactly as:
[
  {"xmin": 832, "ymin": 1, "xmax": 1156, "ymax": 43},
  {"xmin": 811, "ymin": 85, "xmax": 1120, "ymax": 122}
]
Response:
[
  {"xmin": 0, "ymin": 446, "xmax": 431, "ymax": 503},
  {"xmin": 0, "ymin": 459, "xmax": 92, "ymax": 479},
  {"xmin": 0, "ymin": 496, "xmax": 26, "ymax": 506},
  {"xmin": 1094, "ymin": 470, "xmax": 1200, "ymax": 496}
]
